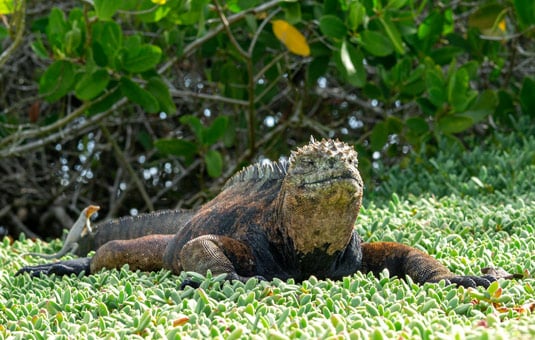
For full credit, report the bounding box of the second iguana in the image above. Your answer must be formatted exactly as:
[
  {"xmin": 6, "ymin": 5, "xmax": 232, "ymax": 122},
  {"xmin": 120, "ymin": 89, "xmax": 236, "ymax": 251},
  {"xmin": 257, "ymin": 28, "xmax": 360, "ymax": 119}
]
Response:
[{"xmin": 17, "ymin": 138, "xmax": 497, "ymax": 288}]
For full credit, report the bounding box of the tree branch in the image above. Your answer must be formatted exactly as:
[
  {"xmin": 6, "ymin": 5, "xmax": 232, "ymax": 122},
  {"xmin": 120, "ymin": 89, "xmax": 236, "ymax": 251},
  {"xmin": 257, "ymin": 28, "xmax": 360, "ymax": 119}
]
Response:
[
  {"xmin": 100, "ymin": 124, "xmax": 155, "ymax": 211},
  {"xmin": 0, "ymin": 0, "xmax": 282, "ymax": 159},
  {"xmin": 0, "ymin": 0, "xmax": 26, "ymax": 68}
]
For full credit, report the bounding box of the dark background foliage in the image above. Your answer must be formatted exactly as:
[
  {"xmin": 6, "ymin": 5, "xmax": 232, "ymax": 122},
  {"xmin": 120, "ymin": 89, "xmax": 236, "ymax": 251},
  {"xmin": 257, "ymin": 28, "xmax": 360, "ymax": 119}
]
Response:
[{"xmin": 0, "ymin": 0, "xmax": 534, "ymax": 239}]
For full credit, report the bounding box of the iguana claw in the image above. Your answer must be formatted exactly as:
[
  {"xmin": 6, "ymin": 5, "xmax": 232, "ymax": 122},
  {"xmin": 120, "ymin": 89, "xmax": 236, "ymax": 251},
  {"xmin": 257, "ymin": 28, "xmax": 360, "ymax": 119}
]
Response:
[
  {"xmin": 16, "ymin": 258, "xmax": 91, "ymax": 277},
  {"xmin": 447, "ymin": 274, "xmax": 496, "ymax": 288}
]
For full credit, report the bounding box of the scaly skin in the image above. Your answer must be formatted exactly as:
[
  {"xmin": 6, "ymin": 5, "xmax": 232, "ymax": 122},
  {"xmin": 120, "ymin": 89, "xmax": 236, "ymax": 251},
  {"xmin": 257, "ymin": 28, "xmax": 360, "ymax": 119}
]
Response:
[{"xmin": 17, "ymin": 138, "xmax": 496, "ymax": 288}]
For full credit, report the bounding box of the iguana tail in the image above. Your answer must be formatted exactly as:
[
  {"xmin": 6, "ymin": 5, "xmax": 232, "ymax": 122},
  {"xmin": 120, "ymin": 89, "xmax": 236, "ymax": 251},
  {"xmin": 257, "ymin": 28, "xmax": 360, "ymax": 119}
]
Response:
[
  {"xmin": 26, "ymin": 243, "xmax": 75, "ymax": 259},
  {"xmin": 75, "ymin": 209, "xmax": 195, "ymax": 256}
]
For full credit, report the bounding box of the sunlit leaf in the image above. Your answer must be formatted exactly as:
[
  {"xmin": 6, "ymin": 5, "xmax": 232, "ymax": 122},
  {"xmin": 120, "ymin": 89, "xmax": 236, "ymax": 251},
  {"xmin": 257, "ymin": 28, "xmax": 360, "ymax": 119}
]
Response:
[
  {"xmin": 151, "ymin": 0, "xmax": 166, "ymax": 4},
  {"xmin": 0, "ymin": 0, "xmax": 13, "ymax": 15},
  {"xmin": 340, "ymin": 40, "xmax": 356, "ymax": 75},
  {"xmin": 272, "ymin": 20, "xmax": 310, "ymax": 57}
]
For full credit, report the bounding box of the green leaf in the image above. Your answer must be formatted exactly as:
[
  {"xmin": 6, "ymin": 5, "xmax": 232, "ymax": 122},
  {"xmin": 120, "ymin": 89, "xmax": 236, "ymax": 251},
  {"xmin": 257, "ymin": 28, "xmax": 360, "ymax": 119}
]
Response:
[
  {"xmin": 0, "ymin": 0, "xmax": 13, "ymax": 14},
  {"xmin": 220, "ymin": 62, "xmax": 246, "ymax": 99},
  {"xmin": 282, "ymin": 2, "xmax": 301, "ymax": 24},
  {"xmin": 94, "ymin": 0, "xmax": 120, "ymax": 21},
  {"xmin": 154, "ymin": 138, "xmax": 197, "ymax": 161},
  {"xmin": 386, "ymin": 0, "xmax": 408, "ymax": 9},
  {"xmin": 65, "ymin": 26, "xmax": 82, "ymax": 56},
  {"xmin": 87, "ymin": 85, "xmax": 122, "ymax": 115},
  {"xmin": 337, "ymin": 41, "xmax": 365, "ymax": 87},
  {"xmin": 31, "ymin": 36, "xmax": 49, "ymax": 59},
  {"xmin": 426, "ymin": 69, "xmax": 446, "ymax": 107},
  {"xmin": 416, "ymin": 10, "xmax": 443, "ymax": 52},
  {"xmin": 39, "ymin": 60, "xmax": 76, "ymax": 102},
  {"xmin": 75, "ymin": 69, "xmax": 110, "ymax": 100},
  {"xmin": 513, "ymin": 0, "xmax": 535, "ymax": 27},
  {"xmin": 359, "ymin": 30, "xmax": 393, "ymax": 57},
  {"xmin": 145, "ymin": 77, "xmax": 177, "ymax": 114},
  {"xmin": 205, "ymin": 150, "xmax": 223, "ymax": 178},
  {"xmin": 203, "ymin": 116, "xmax": 229, "ymax": 146},
  {"xmin": 307, "ymin": 56, "xmax": 330, "ymax": 86},
  {"xmin": 46, "ymin": 8, "xmax": 68, "ymax": 51},
  {"xmin": 319, "ymin": 15, "xmax": 347, "ymax": 39},
  {"xmin": 138, "ymin": 5, "xmax": 171, "ymax": 23},
  {"xmin": 437, "ymin": 115, "xmax": 473, "ymax": 134},
  {"xmin": 92, "ymin": 21, "xmax": 122, "ymax": 67},
  {"xmin": 180, "ymin": 115, "xmax": 204, "ymax": 144},
  {"xmin": 137, "ymin": 130, "xmax": 153, "ymax": 150},
  {"xmin": 429, "ymin": 46, "xmax": 463, "ymax": 65},
  {"xmin": 370, "ymin": 122, "xmax": 388, "ymax": 151},
  {"xmin": 123, "ymin": 44, "xmax": 162, "ymax": 73},
  {"xmin": 520, "ymin": 77, "xmax": 535, "ymax": 117},
  {"xmin": 347, "ymin": 1, "xmax": 366, "ymax": 31},
  {"xmin": 463, "ymin": 90, "xmax": 498, "ymax": 123},
  {"xmin": 406, "ymin": 117, "xmax": 429, "ymax": 135},
  {"xmin": 379, "ymin": 17, "xmax": 405, "ymax": 54},
  {"xmin": 448, "ymin": 68, "xmax": 472, "ymax": 112},
  {"xmin": 120, "ymin": 77, "xmax": 159, "ymax": 113}
]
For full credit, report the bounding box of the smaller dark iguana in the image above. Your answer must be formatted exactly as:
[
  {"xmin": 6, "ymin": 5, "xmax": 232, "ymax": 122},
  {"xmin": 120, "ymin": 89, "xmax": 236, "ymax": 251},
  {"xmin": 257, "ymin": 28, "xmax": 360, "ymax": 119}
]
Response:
[
  {"xmin": 17, "ymin": 138, "xmax": 498, "ymax": 288},
  {"xmin": 26, "ymin": 205, "xmax": 100, "ymax": 259}
]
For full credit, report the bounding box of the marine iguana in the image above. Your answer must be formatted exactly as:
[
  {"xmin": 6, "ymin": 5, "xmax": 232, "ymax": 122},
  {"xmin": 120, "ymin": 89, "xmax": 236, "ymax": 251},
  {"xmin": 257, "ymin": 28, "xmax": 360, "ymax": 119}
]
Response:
[
  {"xmin": 26, "ymin": 205, "xmax": 100, "ymax": 259},
  {"xmin": 17, "ymin": 138, "xmax": 497, "ymax": 288}
]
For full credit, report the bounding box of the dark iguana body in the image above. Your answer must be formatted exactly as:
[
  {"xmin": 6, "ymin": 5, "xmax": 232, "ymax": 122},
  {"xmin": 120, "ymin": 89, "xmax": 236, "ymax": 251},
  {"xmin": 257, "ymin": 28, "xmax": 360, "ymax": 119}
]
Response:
[{"xmin": 18, "ymin": 139, "xmax": 495, "ymax": 288}]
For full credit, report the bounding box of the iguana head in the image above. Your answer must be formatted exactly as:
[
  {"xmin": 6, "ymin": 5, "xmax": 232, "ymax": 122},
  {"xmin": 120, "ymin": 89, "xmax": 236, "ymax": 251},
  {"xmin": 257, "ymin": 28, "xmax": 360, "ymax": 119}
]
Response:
[{"xmin": 281, "ymin": 138, "xmax": 363, "ymax": 257}]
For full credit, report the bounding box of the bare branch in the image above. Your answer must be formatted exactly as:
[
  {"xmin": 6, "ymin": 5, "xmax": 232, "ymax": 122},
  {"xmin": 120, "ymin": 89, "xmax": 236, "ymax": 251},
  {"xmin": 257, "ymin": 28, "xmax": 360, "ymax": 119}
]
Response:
[
  {"xmin": 0, "ymin": 0, "xmax": 26, "ymax": 68},
  {"xmin": 100, "ymin": 124, "xmax": 155, "ymax": 211}
]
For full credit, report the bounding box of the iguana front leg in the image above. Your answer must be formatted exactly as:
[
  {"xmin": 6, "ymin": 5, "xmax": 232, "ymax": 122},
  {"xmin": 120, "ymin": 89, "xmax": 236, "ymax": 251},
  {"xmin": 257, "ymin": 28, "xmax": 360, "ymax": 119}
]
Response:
[
  {"xmin": 178, "ymin": 234, "xmax": 260, "ymax": 283},
  {"xmin": 360, "ymin": 242, "xmax": 496, "ymax": 288}
]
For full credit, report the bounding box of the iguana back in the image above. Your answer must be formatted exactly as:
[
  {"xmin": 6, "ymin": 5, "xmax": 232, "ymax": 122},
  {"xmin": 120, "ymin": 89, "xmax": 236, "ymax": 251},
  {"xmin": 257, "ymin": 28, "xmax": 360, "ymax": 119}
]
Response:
[{"xmin": 75, "ymin": 209, "xmax": 195, "ymax": 256}]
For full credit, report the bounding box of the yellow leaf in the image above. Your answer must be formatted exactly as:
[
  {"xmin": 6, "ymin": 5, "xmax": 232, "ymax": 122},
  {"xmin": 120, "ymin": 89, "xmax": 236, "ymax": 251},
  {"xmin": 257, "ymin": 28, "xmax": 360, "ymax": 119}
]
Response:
[
  {"xmin": 498, "ymin": 19, "xmax": 506, "ymax": 32},
  {"xmin": 272, "ymin": 20, "xmax": 310, "ymax": 57},
  {"xmin": 151, "ymin": 0, "xmax": 166, "ymax": 4}
]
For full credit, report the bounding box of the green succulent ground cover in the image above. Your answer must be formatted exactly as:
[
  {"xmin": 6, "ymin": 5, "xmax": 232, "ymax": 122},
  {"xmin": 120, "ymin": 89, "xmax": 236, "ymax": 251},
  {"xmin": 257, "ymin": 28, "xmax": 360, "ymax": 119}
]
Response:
[{"xmin": 2, "ymin": 129, "xmax": 535, "ymax": 339}]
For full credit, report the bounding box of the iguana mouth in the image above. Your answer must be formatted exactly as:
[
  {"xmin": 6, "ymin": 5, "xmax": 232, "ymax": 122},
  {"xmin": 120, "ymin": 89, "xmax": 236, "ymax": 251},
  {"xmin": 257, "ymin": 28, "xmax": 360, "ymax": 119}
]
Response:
[{"xmin": 302, "ymin": 174, "xmax": 361, "ymax": 187}]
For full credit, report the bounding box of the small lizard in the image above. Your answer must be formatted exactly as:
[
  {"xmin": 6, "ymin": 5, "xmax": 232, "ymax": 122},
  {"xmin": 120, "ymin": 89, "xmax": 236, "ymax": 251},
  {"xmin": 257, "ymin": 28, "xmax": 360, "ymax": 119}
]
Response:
[{"xmin": 27, "ymin": 205, "xmax": 100, "ymax": 259}]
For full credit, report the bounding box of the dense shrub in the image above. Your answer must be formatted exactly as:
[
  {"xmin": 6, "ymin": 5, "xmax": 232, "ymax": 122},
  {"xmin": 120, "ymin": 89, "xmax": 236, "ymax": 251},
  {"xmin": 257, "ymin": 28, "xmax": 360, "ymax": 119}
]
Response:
[{"xmin": 0, "ymin": 0, "xmax": 534, "ymax": 237}]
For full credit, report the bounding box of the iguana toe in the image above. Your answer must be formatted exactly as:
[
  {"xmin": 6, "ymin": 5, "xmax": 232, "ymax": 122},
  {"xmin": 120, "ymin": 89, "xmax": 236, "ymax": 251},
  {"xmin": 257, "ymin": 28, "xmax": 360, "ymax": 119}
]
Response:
[
  {"xmin": 448, "ymin": 274, "xmax": 496, "ymax": 288},
  {"xmin": 16, "ymin": 258, "xmax": 91, "ymax": 277}
]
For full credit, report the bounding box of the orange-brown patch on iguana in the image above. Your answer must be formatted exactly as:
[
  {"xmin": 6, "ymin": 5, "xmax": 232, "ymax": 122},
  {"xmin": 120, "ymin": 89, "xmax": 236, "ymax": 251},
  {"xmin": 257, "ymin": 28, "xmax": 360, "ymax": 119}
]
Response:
[{"xmin": 91, "ymin": 234, "xmax": 172, "ymax": 272}]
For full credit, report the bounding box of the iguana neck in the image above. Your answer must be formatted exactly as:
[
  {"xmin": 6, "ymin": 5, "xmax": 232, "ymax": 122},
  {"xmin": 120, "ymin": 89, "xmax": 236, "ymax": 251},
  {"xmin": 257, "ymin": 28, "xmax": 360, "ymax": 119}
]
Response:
[{"xmin": 279, "ymin": 176, "xmax": 362, "ymax": 257}]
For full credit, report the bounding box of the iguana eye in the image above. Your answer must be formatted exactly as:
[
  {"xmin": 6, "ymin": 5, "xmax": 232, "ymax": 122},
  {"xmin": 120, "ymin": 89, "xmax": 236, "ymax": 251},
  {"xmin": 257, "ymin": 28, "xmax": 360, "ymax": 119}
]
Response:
[{"xmin": 300, "ymin": 158, "xmax": 314, "ymax": 166}]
